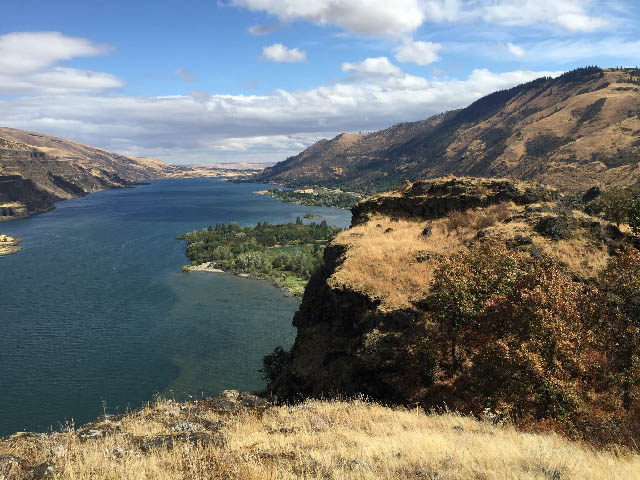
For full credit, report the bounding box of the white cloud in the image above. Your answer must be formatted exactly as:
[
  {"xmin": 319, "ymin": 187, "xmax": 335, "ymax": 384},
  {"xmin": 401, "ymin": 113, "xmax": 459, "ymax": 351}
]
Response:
[
  {"xmin": 342, "ymin": 57, "xmax": 404, "ymax": 77},
  {"xmin": 506, "ymin": 42, "xmax": 526, "ymax": 57},
  {"xmin": 395, "ymin": 41, "xmax": 442, "ymax": 66},
  {"xmin": 231, "ymin": 0, "xmax": 425, "ymax": 36},
  {"xmin": 232, "ymin": 0, "xmax": 609, "ymax": 35},
  {"xmin": 0, "ymin": 67, "xmax": 560, "ymax": 164},
  {"xmin": 0, "ymin": 31, "xmax": 122, "ymax": 95},
  {"xmin": 479, "ymin": 0, "xmax": 607, "ymax": 32},
  {"xmin": 262, "ymin": 43, "xmax": 307, "ymax": 62}
]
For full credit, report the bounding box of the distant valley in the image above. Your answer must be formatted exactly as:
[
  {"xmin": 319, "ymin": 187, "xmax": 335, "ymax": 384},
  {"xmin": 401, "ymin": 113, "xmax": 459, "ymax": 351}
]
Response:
[{"xmin": 0, "ymin": 127, "xmax": 265, "ymax": 222}]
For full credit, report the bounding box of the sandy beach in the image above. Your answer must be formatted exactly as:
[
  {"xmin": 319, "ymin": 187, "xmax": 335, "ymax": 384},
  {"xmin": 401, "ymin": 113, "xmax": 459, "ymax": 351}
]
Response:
[{"xmin": 186, "ymin": 261, "xmax": 225, "ymax": 273}]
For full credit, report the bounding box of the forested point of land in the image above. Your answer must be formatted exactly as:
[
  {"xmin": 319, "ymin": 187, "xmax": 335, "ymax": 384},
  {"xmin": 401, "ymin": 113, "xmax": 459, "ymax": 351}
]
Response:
[{"xmin": 179, "ymin": 219, "xmax": 341, "ymax": 296}]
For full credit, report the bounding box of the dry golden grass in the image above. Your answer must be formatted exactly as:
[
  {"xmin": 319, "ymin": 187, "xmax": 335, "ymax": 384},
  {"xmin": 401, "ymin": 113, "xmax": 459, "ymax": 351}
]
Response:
[
  {"xmin": 328, "ymin": 216, "xmax": 461, "ymax": 310},
  {"xmin": 3, "ymin": 398, "xmax": 639, "ymax": 480},
  {"xmin": 329, "ymin": 204, "xmax": 519, "ymax": 309}
]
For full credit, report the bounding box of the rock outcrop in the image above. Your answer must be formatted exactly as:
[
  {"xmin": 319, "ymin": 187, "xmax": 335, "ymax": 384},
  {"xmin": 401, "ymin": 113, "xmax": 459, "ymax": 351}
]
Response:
[{"xmin": 271, "ymin": 176, "xmax": 635, "ymax": 405}]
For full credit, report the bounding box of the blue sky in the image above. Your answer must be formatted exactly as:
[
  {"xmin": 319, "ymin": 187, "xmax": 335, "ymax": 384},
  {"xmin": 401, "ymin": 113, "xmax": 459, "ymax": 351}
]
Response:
[{"xmin": 0, "ymin": 0, "xmax": 639, "ymax": 164}]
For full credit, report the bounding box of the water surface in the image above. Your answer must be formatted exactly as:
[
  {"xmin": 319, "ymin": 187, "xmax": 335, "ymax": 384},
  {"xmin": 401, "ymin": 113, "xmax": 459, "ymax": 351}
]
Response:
[{"xmin": 0, "ymin": 178, "xmax": 351, "ymax": 435}]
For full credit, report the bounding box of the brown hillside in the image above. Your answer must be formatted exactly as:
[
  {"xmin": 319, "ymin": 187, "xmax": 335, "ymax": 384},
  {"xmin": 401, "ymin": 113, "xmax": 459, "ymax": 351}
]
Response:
[
  {"xmin": 0, "ymin": 128, "xmax": 186, "ymax": 219},
  {"xmin": 257, "ymin": 68, "xmax": 640, "ymax": 194}
]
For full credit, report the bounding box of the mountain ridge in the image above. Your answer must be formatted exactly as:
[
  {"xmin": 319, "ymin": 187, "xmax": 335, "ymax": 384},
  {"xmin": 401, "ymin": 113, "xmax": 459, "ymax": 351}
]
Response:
[{"xmin": 255, "ymin": 67, "xmax": 640, "ymax": 194}]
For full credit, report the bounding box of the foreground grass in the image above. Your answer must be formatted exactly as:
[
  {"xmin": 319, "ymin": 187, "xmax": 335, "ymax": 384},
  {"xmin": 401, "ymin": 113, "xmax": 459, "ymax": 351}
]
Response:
[{"xmin": 2, "ymin": 393, "xmax": 639, "ymax": 479}]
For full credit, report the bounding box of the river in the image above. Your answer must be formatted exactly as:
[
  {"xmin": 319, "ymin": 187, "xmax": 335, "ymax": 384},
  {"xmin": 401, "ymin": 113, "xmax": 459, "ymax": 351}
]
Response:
[{"xmin": 0, "ymin": 178, "xmax": 351, "ymax": 435}]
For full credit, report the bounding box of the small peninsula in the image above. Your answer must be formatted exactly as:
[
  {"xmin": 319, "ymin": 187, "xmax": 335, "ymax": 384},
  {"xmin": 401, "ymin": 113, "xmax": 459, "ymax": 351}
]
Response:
[
  {"xmin": 0, "ymin": 233, "xmax": 21, "ymax": 257},
  {"xmin": 180, "ymin": 219, "xmax": 341, "ymax": 296}
]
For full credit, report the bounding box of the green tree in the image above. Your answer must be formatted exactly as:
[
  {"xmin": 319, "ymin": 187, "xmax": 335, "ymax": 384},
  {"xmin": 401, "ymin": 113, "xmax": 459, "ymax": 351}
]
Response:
[
  {"xmin": 602, "ymin": 188, "xmax": 632, "ymax": 226},
  {"xmin": 260, "ymin": 346, "xmax": 290, "ymax": 384},
  {"xmin": 627, "ymin": 195, "xmax": 640, "ymax": 235},
  {"xmin": 426, "ymin": 241, "xmax": 526, "ymax": 368}
]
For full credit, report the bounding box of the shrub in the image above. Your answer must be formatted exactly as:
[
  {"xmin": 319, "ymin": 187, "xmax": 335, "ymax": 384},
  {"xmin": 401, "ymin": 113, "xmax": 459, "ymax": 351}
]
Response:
[
  {"xmin": 260, "ymin": 346, "xmax": 290, "ymax": 384},
  {"xmin": 446, "ymin": 210, "xmax": 476, "ymax": 232},
  {"xmin": 535, "ymin": 215, "xmax": 573, "ymax": 240}
]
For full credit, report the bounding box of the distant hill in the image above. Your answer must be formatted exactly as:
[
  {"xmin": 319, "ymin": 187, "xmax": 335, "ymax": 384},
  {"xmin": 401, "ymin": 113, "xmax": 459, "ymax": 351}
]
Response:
[
  {"xmin": 256, "ymin": 67, "xmax": 640, "ymax": 194},
  {"xmin": 0, "ymin": 128, "xmax": 187, "ymax": 219}
]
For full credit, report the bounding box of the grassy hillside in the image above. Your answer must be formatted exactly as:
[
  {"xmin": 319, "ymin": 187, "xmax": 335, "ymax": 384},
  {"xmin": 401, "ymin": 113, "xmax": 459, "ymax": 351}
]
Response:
[
  {"xmin": 2, "ymin": 392, "xmax": 639, "ymax": 479},
  {"xmin": 256, "ymin": 67, "xmax": 640, "ymax": 194}
]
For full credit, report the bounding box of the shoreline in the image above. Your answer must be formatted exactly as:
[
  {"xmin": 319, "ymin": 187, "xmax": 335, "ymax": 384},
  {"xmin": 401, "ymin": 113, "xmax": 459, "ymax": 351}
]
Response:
[{"xmin": 182, "ymin": 262, "xmax": 301, "ymax": 298}]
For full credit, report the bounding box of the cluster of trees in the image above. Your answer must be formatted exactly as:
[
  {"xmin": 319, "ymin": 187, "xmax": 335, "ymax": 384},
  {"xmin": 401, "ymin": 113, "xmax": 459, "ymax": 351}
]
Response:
[
  {"xmin": 265, "ymin": 188, "xmax": 361, "ymax": 209},
  {"xmin": 180, "ymin": 220, "xmax": 341, "ymax": 295},
  {"xmin": 587, "ymin": 186, "xmax": 640, "ymax": 233},
  {"xmin": 409, "ymin": 240, "xmax": 640, "ymax": 444}
]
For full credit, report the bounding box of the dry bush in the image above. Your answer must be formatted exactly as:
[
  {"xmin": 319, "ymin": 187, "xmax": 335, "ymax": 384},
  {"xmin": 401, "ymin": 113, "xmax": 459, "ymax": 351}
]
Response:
[
  {"xmin": 446, "ymin": 210, "xmax": 477, "ymax": 232},
  {"xmin": 2, "ymin": 398, "xmax": 640, "ymax": 480},
  {"xmin": 447, "ymin": 203, "xmax": 515, "ymax": 234}
]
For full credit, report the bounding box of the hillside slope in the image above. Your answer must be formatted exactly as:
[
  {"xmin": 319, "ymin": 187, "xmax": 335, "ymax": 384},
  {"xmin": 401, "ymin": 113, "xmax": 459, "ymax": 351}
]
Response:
[
  {"xmin": 2, "ymin": 391, "xmax": 639, "ymax": 479},
  {"xmin": 256, "ymin": 67, "xmax": 640, "ymax": 194},
  {"xmin": 0, "ymin": 127, "xmax": 185, "ymax": 220}
]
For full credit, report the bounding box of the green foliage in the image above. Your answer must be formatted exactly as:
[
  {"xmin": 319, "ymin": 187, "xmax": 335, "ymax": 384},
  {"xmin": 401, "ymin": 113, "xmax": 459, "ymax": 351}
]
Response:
[
  {"xmin": 260, "ymin": 346, "xmax": 290, "ymax": 384},
  {"xmin": 426, "ymin": 242, "xmax": 528, "ymax": 367},
  {"xmin": 525, "ymin": 134, "xmax": 570, "ymax": 157},
  {"xmin": 264, "ymin": 188, "xmax": 361, "ymax": 209},
  {"xmin": 628, "ymin": 196, "xmax": 640, "ymax": 235},
  {"xmin": 179, "ymin": 220, "xmax": 341, "ymax": 295},
  {"xmin": 601, "ymin": 188, "xmax": 633, "ymax": 226}
]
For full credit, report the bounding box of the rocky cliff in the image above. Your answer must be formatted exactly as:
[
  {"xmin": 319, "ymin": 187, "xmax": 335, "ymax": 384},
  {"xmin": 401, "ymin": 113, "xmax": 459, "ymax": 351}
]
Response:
[{"xmin": 272, "ymin": 177, "xmax": 636, "ymax": 411}]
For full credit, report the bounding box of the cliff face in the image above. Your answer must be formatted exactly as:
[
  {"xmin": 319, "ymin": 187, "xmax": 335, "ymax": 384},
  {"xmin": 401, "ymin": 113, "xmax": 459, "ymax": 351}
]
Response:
[
  {"xmin": 256, "ymin": 67, "xmax": 640, "ymax": 194},
  {"xmin": 0, "ymin": 175, "xmax": 55, "ymax": 219},
  {"xmin": 272, "ymin": 176, "xmax": 630, "ymax": 406}
]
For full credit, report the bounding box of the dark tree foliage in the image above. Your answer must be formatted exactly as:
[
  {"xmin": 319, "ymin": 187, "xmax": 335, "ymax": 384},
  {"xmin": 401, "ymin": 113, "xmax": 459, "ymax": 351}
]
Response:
[
  {"xmin": 525, "ymin": 134, "xmax": 570, "ymax": 157},
  {"xmin": 260, "ymin": 346, "xmax": 290, "ymax": 384}
]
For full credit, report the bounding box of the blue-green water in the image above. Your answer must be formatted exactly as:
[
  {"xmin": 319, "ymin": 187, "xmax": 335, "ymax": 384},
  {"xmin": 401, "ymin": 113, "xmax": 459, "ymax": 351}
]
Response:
[{"xmin": 0, "ymin": 178, "xmax": 351, "ymax": 435}]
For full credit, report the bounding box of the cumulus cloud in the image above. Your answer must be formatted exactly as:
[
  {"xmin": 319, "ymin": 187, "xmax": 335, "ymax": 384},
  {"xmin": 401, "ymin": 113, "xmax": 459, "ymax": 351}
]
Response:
[
  {"xmin": 506, "ymin": 42, "xmax": 526, "ymax": 57},
  {"xmin": 0, "ymin": 31, "xmax": 122, "ymax": 95},
  {"xmin": 0, "ymin": 67, "xmax": 560, "ymax": 164},
  {"xmin": 232, "ymin": 0, "xmax": 609, "ymax": 35},
  {"xmin": 395, "ymin": 41, "xmax": 442, "ymax": 66},
  {"xmin": 342, "ymin": 57, "xmax": 404, "ymax": 77},
  {"xmin": 231, "ymin": 0, "xmax": 425, "ymax": 36},
  {"xmin": 262, "ymin": 43, "xmax": 307, "ymax": 62}
]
